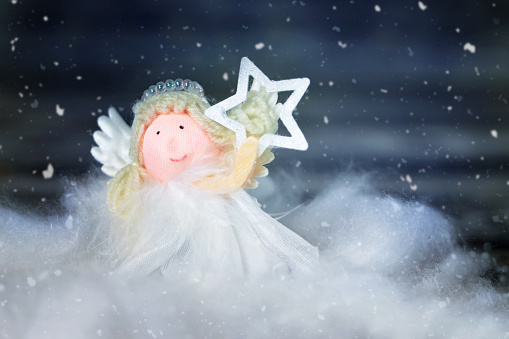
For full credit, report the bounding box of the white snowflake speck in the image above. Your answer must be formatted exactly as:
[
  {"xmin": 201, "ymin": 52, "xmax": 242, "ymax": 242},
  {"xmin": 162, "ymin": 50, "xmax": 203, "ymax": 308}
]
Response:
[
  {"xmin": 42, "ymin": 163, "xmax": 54, "ymax": 179},
  {"xmin": 10, "ymin": 37, "xmax": 19, "ymax": 52},
  {"xmin": 56, "ymin": 104, "xmax": 65, "ymax": 116},
  {"xmin": 27, "ymin": 277, "xmax": 36, "ymax": 287},
  {"xmin": 255, "ymin": 42, "xmax": 265, "ymax": 50},
  {"xmin": 490, "ymin": 130, "xmax": 498, "ymax": 138},
  {"xmin": 418, "ymin": 1, "xmax": 427, "ymax": 10},
  {"xmin": 463, "ymin": 42, "xmax": 476, "ymax": 54}
]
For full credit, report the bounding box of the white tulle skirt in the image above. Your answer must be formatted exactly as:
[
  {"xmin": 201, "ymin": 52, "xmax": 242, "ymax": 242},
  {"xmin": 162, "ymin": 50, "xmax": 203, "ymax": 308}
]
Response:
[{"xmin": 111, "ymin": 179, "xmax": 319, "ymax": 280}]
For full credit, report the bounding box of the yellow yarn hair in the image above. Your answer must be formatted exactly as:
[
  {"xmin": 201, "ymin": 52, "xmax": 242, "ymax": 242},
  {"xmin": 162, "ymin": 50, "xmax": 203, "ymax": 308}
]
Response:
[{"xmin": 107, "ymin": 86, "xmax": 280, "ymax": 216}]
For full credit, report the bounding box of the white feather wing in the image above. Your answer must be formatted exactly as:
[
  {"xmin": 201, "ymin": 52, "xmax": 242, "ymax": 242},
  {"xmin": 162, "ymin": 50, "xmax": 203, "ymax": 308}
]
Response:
[{"xmin": 91, "ymin": 107, "xmax": 132, "ymax": 177}]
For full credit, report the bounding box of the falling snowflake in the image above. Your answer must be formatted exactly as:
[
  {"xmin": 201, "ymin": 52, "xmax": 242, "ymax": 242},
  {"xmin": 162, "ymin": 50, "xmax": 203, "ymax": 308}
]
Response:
[
  {"xmin": 255, "ymin": 42, "xmax": 265, "ymax": 50},
  {"xmin": 463, "ymin": 42, "xmax": 476, "ymax": 54},
  {"xmin": 42, "ymin": 163, "xmax": 54, "ymax": 179},
  {"xmin": 56, "ymin": 104, "xmax": 65, "ymax": 116}
]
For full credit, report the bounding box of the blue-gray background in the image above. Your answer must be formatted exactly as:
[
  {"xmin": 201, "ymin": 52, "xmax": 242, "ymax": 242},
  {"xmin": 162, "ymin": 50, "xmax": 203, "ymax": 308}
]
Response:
[{"xmin": 1, "ymin": 1, "xmax": 508, "ymax": 260}]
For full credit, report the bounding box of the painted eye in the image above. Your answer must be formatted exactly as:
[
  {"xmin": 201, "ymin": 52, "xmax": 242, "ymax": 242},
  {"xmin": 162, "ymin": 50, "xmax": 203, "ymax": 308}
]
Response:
[
  {"xmin": 179, "ymin": 125, "xmax": 184, "ymax": 129},
  {"xmin": 156, "ymin": 131, "xmax": 160, "ymax": 135}
]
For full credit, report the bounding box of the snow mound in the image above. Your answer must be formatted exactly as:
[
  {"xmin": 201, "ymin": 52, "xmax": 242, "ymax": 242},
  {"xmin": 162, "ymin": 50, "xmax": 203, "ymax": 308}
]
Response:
[{"xmin": 0, "ymin": 173, "xmax": 508, "ymax": 338}]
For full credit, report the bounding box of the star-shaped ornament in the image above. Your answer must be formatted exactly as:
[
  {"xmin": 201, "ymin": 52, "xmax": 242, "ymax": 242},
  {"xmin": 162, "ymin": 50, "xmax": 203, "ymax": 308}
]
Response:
[{"xmin": 204, "ymin": 57, "xmax": 310, "ymax": 156}]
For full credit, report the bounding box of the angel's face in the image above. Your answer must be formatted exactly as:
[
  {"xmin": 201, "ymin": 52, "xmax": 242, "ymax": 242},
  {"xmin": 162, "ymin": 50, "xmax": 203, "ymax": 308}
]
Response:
[{"xmin": 141, "ymin": 112, "xmax": 219, "ymax": 182}]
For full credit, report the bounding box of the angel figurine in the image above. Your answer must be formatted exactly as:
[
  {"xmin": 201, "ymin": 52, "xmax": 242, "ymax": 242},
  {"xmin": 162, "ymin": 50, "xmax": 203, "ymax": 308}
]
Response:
[{"xmin": 91, "ymin": 58, "xmax": 318, "ymax": 280}]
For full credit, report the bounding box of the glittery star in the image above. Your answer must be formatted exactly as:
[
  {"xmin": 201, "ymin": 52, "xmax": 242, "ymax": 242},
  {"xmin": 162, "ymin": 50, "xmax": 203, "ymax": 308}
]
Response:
[{"xmin": 204, "ymin": 57, "xmax": 310, "ymax": 155}]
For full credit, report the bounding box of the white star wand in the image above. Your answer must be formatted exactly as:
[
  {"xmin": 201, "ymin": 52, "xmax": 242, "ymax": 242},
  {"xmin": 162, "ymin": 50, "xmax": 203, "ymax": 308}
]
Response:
[{"xmin": 204, "ymin": 57, "xmax": 310, "ymax": 156}]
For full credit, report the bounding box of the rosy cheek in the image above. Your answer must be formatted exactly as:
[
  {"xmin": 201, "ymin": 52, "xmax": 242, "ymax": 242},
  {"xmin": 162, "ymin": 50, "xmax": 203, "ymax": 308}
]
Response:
[
  {"xmin": 142, "ymin": 132, "xmax": 184, "ymax": 181},
  {"xmin": 190, "ymin": 130, "xmax": 219, "ymax": 157},
  {"xmin": 142, "ymin": 141, "xmax": 165, "ymax": 180}
]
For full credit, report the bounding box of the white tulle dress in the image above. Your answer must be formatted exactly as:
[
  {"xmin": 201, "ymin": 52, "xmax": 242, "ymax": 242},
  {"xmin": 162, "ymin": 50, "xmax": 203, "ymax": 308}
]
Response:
[{"xmin": 111, "ymin": 169, "xmax": 319, "ymax": 280}]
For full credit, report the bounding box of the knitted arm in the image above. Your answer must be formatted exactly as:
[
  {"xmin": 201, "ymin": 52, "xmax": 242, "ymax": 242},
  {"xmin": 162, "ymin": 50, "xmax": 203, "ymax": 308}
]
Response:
[{"xmin": 195, "ymin": 136, "xmax": 259, "ymax": 192}]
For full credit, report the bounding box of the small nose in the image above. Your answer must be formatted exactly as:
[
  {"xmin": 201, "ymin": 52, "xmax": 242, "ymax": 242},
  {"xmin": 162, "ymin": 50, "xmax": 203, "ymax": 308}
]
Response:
[{"xmin": 167, "ymin": 135, "xmax": 177, "ymax": 149}]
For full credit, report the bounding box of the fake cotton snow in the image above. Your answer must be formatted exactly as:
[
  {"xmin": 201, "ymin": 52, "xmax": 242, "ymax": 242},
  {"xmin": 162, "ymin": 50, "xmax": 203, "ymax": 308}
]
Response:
[{"xmin": 0, "ymin": 172, "xmax": 508, "ymax": 338}]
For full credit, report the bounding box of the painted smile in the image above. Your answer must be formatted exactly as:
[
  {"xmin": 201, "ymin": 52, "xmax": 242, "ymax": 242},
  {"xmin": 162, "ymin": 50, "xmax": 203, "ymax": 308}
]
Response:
[{"xmin": 170, "ymin": 154, "xmax": 187, "ymax": 162}]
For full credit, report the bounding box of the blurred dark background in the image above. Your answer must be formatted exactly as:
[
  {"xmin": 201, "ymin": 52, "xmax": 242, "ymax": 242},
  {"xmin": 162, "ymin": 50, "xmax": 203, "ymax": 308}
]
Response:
[{"xmin": 1, "ymin": 1, "xmax": 508, "ymax": 264}]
